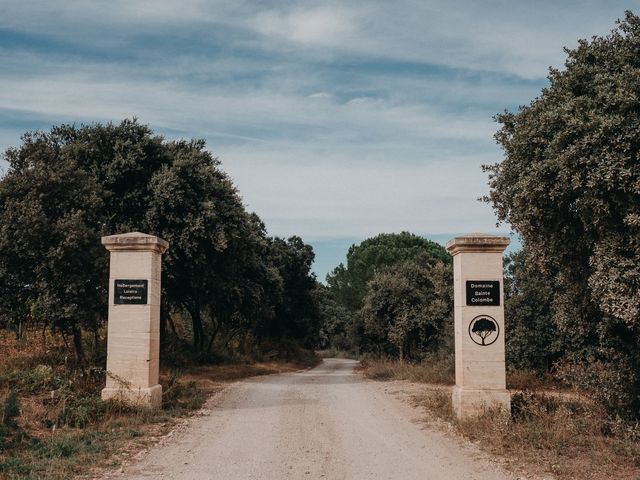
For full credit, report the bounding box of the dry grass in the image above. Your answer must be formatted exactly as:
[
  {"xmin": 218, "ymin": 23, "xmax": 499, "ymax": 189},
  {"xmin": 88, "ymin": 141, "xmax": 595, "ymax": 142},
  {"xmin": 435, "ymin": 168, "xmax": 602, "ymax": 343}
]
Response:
[
  {"xmin": 315, "ymin": 349, "xmax": 358, "ymax": 359},
  {"xmin": 360, "ymin": 356, "xmax": 455, "ymax": 385},
  {"xmin": 361, "ymin": 357, "xmax": 640, "ymax": 479},
  {"xmin": 412, "ymin": 390, "xmax": 640, "ymax": 480},
  {"xmin": 506, "ymin": 369, "xmax": 565, "ymax": 392},
  {"xmin": 0, "ymin": 329, "xmax": 318, "ymax": 480}
]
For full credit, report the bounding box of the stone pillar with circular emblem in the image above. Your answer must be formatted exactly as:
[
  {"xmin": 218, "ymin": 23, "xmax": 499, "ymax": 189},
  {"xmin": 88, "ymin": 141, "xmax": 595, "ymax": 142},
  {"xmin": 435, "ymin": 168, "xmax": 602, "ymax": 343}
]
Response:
[
  {"xmin": 446, "ymin": 233, "xmax": 511, "ymax": 419},
  {"xmin": 101, "ymin": 232, "xmax": 168, "ymax": 409}
]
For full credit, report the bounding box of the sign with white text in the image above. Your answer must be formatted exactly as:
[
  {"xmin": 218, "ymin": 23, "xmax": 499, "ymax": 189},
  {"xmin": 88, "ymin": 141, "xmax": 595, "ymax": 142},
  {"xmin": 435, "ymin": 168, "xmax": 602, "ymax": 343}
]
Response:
[
  {"xmin": 465, "ymin": 281, "xmax": 500, "ymax": 306},
  {"xmin": 114, "ymin": 280, "xmax": 148, "ymax": 305}
]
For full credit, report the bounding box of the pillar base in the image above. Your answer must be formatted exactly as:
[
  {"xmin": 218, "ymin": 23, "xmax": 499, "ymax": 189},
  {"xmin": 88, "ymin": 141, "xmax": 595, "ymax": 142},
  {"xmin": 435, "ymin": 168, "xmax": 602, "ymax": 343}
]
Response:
[
  {"xmin": 102, "ymin": 384, "xmax": 162, "ymax": 409},
  {"xmin": 452, "ymin": 386, "xmax": 510, "ymax": 419}
]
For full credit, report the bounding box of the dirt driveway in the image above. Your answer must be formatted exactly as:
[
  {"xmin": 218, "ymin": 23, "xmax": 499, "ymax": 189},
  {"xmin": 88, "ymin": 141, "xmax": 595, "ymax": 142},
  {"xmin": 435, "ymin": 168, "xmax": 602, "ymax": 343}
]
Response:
[{"xmin": 102, "ymin": 358, "xmax": 515, "ymax": 480}]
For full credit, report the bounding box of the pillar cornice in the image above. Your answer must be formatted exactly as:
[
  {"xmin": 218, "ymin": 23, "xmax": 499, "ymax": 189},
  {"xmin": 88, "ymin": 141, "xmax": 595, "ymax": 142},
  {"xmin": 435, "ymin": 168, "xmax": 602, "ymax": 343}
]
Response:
[
  {"xmin": 446, "ymin": 233, "xmax": 510, "ymax": 255},
  {"xmin": 102, "ymin": 232, "xmax": 168, "ymax": 254}
]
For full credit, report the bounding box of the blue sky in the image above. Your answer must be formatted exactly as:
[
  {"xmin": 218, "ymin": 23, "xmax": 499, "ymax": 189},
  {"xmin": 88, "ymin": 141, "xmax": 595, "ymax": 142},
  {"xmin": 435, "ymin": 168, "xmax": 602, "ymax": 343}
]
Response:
[{"xmin": 0, "ymin": 1, "xmax": 635, "ymax": 279}]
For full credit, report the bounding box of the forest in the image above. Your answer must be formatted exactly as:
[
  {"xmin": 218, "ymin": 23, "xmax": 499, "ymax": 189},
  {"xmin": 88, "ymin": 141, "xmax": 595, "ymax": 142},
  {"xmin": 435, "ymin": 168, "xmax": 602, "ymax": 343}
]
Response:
[{"xmin": 0, "ymin": 121, "xmax": 321, "ymax": 364}]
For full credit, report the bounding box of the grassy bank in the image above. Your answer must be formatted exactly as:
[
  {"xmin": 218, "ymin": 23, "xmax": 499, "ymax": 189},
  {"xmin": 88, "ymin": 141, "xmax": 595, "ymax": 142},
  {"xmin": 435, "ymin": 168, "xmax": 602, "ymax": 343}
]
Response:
[
  {"xmin": 0, "ymin": 330, "xmax": 318, "ymax": 480},
  {"xmin": 361, "ymin": 357, "xmax": 640, "ymax": 480}
]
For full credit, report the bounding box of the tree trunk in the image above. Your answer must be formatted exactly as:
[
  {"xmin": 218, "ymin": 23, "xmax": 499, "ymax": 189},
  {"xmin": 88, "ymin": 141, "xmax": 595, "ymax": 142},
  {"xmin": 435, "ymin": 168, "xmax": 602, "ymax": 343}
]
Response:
[
  {"xmin": 205, "ymin": 319, "xmax": 221, "ymax": 355},
  {"xmin": 93, "ymin": 327, "xmax": 100, "ymax": 355},
  {"xmin": 15, "ymin": 319, "xmax": 23, "ymax": 341},
  {"xmin": 167, "ymin": 313, "xmax": 178, "ymax": 337},
  {"xmin": 188, "ymin": 301, "xmax": 204, "ymax": 351},
  {"xmin": 72, "ymin": 327, "xmax": 85, "ymax": 365},
  {"xmin": 224, "ymin": 328, "xmax": 241, "ymax": 350}
]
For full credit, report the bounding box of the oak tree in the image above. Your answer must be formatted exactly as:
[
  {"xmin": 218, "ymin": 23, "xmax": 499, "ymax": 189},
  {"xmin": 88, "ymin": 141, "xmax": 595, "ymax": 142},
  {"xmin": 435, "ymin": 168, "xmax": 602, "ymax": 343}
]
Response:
[{"xmin": 486, "ymin": 12, "xmax": 640, "ymax": 417}]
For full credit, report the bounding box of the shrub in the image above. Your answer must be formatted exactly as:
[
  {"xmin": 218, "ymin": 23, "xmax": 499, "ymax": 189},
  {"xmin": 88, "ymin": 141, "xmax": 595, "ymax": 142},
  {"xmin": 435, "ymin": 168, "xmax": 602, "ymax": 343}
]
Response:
[
  {"xmin": 2, "ymin": 390, "xmax": 20, "ymax": 427},
  {"xmin": 162, "ymin": 373, "xmax": 205, "ymax": 411},
  {"xmin": 556, "ymin": 355, "xmax": 640, "ymax": 420},
  {"xmin": 0, "ymin": 390, "xmax": 26, "ymax": 451},
  {"xmin": 58, "ymin": 395, "xmax": 106, "ymax": 428},
  {"xmin": 0, "ymin": 457, "xmax": 32, "ymax": 475}
]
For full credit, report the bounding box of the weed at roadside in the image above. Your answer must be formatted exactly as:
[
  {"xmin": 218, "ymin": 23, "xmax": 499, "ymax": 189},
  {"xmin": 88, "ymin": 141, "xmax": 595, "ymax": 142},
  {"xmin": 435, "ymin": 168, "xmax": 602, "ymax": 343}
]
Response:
[
  {"xmin": 412, "ymin": 389, "xmax": 640, "ymax": 480},
  {"xmin": 360, "ymin": 355, "xmax": 454, "ymax": 385}
]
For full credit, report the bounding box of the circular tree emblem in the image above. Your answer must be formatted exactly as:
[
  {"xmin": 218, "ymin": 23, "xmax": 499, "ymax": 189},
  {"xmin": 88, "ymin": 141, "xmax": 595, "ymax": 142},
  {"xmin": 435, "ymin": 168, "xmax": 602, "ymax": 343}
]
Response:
[{"xmin": 468, "ymin": 315, "xmax": 499, "ymax": 346}]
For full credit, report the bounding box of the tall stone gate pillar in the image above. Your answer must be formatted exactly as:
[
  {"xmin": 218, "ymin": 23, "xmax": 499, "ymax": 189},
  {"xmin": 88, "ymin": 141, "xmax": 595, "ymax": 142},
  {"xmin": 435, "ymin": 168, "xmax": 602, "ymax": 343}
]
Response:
[
  {"xmin": 101, "ymin": 232, "xmax": 168, "ymax": 408},
  {"xmin": 446, "ymin": 233, "xmax": 510, "ymax": 419}
]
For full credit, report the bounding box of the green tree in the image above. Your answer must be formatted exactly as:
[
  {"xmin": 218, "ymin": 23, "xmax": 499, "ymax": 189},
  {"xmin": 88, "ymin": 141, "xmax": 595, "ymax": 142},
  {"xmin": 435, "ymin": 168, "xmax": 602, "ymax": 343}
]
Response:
[
  {"xmin": 0, "ymin": 119, "xmax": 320, "ymax": 362},
  {"xmin": 361, "ymin": 257, "xmax": 452, "ymax": 360},
  {"xmin": 485, "ymin": 12, "xmax": 640, "ymax": 417},
  {"xmin": 503, "ymin": 250, "xmax": 564, "ymax": 373},
  {"xmin": 265, "ymin": 236, "xmax": 320, "ymax": 347},
  {"xmin": 314, "ymin": 285, "xmax": 356, "ymax": 351},
  {"xmin": 0, "ymin": 131, "xmax": 105, "ymax": 360},
  {"xmin": 144, "ymin": 140, "xmax": 260, "ymax": 352},
  {"xmin": 327, "ymin": 232, "xmax": 450, "ymax": 311}
]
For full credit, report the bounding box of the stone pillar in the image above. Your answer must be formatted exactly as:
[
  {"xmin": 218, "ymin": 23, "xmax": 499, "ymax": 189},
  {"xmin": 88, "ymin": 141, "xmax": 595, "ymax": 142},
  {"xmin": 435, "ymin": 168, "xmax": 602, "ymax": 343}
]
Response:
[
  {"xmin": 446, "ymin": 233, "xmax": 510, "ymax": 419},
  {"xmin": 101, "ymin": 232, "xmax": 168, "ymax": 409}
]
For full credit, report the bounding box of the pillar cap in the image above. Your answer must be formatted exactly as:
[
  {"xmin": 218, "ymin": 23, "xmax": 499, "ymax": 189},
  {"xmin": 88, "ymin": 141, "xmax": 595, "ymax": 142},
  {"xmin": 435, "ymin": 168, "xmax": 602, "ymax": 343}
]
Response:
[
  {"xmin": 446, "ymin": 233, "xmax": 510, "ymax": 255},
  {"xmin": 102, "ymin": 232, "xmax": 169, "ymax": 254}
]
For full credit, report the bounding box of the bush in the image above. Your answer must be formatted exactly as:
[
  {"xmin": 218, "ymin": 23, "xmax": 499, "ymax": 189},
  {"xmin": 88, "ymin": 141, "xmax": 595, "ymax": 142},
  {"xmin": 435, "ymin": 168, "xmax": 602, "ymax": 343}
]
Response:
[
  {"xmin": 2, "ymin": 390, "xmax": 20, "ymax": 427},
  {"xmin": 58, "ymin": 395, "xmax": 107, "ymax": 428},
  {"xmin": 486, "ymin": 12, "xmax": 640, "ymax": 421},
  {"xmin": 0, "ymin": 390, "xmax": 26, "ymax": 451},
  {"xmin": 162, "ymin": 374, "xmax": 204, "ymax": 411},
  {"xmin": 7, "ymin": 365, "xmax": 54, "ymax": 394},
  {"xmin": 556, "ymin": 355, "xmax": 640, "ymax": 420}
]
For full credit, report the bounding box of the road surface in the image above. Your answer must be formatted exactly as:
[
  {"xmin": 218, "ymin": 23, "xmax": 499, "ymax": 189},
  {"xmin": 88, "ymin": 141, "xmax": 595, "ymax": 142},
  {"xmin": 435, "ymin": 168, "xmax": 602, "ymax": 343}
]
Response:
[{"xmin": 109, "ymin": 358, "xmax": 514, "ymax": 480}]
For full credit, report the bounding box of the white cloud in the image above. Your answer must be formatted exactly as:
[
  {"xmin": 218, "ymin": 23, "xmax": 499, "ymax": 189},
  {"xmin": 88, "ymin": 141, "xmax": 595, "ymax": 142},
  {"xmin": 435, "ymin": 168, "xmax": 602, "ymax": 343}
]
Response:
[
  {"xmin": 220, "ymin": 146, "xmax": 500, "ymax": 240},
  {"xmin": 254, "ymin": 5, "xmax": 356, "ymax": 46},
  {"xmin": 1, "ymin": 0, "xmax": 628, "ymax": 78},
  {"xmin": 0, "ymin": 0, "xmax": 630, "ymax": 250}
]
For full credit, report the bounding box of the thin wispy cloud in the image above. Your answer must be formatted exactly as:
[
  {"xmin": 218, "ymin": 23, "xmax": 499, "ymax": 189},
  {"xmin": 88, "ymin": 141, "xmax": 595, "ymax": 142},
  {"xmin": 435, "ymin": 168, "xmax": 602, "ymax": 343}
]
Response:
[{"xmin": 0, "ymin": 0, "xmax": 634, "ymax": 277}]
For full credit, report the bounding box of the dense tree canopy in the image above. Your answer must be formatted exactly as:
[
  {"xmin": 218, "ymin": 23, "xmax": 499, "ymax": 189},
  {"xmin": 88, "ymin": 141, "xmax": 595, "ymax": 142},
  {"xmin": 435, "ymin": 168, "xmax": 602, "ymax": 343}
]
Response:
[
  {"xmin": 0, "ymin": 120, "xmax": 320, "ymax": 361},
  {"xmin": 326, "ymin": 232, "xmax": 450, "ymax": 311},
  {"xmin": 503, "ymin": 251, "xmax": 564, "ymax": 373},
  {"xmin": 486, "ymin": 12, "xmax": 640, "ymax": 417},
  {"xmin": 314, "ymin": 285, "xmax": 356, "ymax": 351},
  {"xmin": 361, "ymin": 257, "xmax": 452, "ymax": 360},
  {"xmin": 320, "ymin": 233, "xmax": 453, "ymax": 360}
]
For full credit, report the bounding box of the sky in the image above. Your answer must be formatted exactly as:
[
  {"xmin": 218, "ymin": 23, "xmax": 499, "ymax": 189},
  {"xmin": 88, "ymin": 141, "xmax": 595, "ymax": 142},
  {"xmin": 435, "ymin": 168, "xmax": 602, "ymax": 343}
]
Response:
[{"xmin": 0, "ymin": 0, "xmax": 636, "ymax": 279}]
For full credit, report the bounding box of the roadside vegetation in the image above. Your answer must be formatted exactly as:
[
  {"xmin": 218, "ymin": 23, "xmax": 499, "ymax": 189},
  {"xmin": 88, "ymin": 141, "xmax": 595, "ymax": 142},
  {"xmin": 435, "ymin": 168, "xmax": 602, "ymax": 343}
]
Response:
[
  {"xmin": 412, "ymin": 390, "xmax": 640, "ymax": 480},
  {"xmin": 0, "ymin": 328, "xmax": 317, "ymax": 480},
  {"xmin": 0, "ymin": 120, "xmax": 322, "ymax": 478},
  {"xmin": 320, "ymin": 12, "xmax": 640, "ymax": 480},
  {"xmin": 359, "ymin": 355, "xmax": 454, "ymax": 385}
]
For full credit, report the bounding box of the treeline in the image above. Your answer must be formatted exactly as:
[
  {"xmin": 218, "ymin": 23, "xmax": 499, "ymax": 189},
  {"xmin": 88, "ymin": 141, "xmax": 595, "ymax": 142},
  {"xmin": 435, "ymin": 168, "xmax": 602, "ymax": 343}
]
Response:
[
  {"xmin": 317, "ymin": 232, "xmax": 453, "ymax": 362},
  {"xmin": 321, "ymin": 13, "xmax": 640, "ymax": 421},
  {"xmin": 487, "ymin": 11, "xmax": 640, "ymax": 420},
  {"xmin": 0, "ymin": 120, "xmax": 320, "ymax": 363}
]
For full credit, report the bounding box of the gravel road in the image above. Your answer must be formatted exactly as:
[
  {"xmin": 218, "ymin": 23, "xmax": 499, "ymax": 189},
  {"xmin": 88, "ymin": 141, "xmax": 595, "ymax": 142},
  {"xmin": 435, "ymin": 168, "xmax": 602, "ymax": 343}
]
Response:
[{"xmin": 110, "ymin": 358, "xmax": 514, "ymax": 480}]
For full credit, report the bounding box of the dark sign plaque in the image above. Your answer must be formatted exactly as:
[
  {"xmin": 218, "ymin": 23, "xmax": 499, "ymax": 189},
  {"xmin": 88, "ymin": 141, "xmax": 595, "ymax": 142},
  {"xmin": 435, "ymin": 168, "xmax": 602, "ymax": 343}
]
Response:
[
  {"xmin": 466, "ymin": 280, "xmax": 500, "ymax": 306},
  {"xmin": 114, "ymin": 279, "xmax": 148, "ymax": 305}
]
